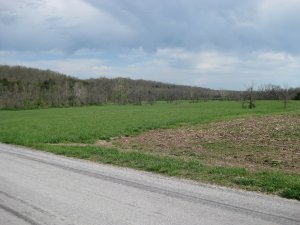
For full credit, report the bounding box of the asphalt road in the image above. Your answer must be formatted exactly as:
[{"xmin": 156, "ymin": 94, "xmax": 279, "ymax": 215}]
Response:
[{"xmin": 0, "ymin": 143, "xmax": 299, "ymax": 225}]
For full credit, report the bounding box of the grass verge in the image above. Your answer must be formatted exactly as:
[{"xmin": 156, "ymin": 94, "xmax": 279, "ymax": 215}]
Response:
[{"xmin": 37, "ymin": 144, "xmax": 300, "ymax": 200}]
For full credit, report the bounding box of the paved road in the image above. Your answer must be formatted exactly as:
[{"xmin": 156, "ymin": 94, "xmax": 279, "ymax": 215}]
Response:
[{"xmin": 0, "ymin": 143, "xmax": 299, "ymax": 225}]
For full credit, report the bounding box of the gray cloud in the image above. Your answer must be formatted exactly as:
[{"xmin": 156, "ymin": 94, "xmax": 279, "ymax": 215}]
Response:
[
  {"xmin": 0, "ymin": 0, "xmax": 134, "ymax": 52},
  {"xmin": 0, "ymin": 0, "xmax": 299, "ymax": 89},
  {"xmin": 1, "ymin": 0, "xmax": 300, "ymax": 53}
]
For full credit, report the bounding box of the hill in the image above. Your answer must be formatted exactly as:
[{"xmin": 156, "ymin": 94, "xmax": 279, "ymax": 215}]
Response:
[{"xmin": 0, "ymin": 65, "xmax": 239, "ymax": 109}]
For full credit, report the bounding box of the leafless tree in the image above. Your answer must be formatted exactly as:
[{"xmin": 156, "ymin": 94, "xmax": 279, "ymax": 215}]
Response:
[{"xmin": 242, "ymin": 84, "xmax": 256, "ymax": 109}]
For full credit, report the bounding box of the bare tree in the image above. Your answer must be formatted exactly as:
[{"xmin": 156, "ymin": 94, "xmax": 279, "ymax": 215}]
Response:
[
  {"xmin": 281, "ymin": 85, "xmax": 289, "ymax": 109},
  {"xmin": 242, "ymin": 84, "xmax": 256, "ymax": 109}
]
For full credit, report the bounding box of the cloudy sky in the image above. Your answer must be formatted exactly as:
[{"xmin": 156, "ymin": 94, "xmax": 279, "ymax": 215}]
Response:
[{"xmin": 0, "ymin": 0, "xmax": 299, "ymax": 90}]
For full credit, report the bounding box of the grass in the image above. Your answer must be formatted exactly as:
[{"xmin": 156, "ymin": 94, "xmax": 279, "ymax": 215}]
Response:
[
  {"xmin": 1, "ymin": 100, "xmax": 300, "ymax": 200},
  {"xmin": 37, "ymin": 144, "xmax": 300, "ymax": 200},
  {"xmin": 1, "ymin": 100, "xmax": 299, "ymax": 145}
]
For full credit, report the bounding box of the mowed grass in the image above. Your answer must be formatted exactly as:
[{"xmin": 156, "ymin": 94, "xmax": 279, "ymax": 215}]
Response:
[{"xmin": 1, "ymin": 100, "xmax": 300, "ymax": 200}]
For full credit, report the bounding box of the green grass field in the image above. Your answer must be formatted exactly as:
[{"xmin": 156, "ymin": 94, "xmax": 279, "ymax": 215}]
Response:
[
  {"xmin": 1, "ymin": 100, "xmax": 299, "ymax": 145},
  {"xmin": 1, "ymin": 100, "xmax": 300, "ymax": 200}
]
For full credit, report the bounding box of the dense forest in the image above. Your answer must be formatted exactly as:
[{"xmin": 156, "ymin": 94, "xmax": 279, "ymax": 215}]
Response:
[{"xmin": 0, "ymin": 65, "xmax": 299, "ymax": 109}]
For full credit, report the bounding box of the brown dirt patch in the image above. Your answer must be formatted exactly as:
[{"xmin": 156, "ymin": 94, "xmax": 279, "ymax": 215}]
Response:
[{"xmin": 113, "ymin": 114, "xmax": 300, "ymax": 173}]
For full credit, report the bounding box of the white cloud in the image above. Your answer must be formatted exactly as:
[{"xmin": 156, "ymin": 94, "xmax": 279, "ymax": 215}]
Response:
[
  {"xmin": 195, "ymin": 51, "xmax": 240, "ymax": 72},
  {"xmin": 257, "ymin": 52, "xmax": 290, "ymax": 62},
  {"xmin": 156, "ymin": 48, "xmax": 191, "ymax": 60}
]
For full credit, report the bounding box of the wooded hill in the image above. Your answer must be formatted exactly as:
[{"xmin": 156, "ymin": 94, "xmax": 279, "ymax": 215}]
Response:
[
  {"xmin": 0, "ymin": 65, "xmax": 239, "ymax": 109},
  {"xmin": 0, "ymin": 65, "xmax": 299, "ymax": 109}
]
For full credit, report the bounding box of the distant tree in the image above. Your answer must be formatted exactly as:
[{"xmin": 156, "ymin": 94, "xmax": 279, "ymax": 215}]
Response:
[
  {"xmin": 242, "ymin": 84, "xmax": 256, "ymax": 109},
  {"xmin": 146, "ymin": 90, "xmax": 155, "ymax": 105},
  {"xmin": 257, "ymin": 84, "xmax": 281, "ymax": 100},
  {"xmin": 130, "ymin": 85, "xmax": 143, "ymax": 105},
  {"xmin": 112, "ymin": 78, "xmax": 129, "ymax": 104},
  {"xmin": 281, "ymin": 85, "xmax": 289, "ymax": 109}
]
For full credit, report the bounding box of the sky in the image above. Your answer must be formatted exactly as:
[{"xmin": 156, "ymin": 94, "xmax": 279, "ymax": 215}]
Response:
[{"xmin": 0, "ymin": 0, "xmax": 300, "ymax": 90}]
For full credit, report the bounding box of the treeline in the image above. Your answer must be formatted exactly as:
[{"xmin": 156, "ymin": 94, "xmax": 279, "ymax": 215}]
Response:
[
  {"xmin": 256, "ymin": 84, "xmax": 300, "ymax": 100},
  {"xmin": 0, "ymin": 65, "xmax": 238, "ymax": 109},
  {"xmin": 0, "ymin": 65, "xmax": 299, "ymax": 109}
]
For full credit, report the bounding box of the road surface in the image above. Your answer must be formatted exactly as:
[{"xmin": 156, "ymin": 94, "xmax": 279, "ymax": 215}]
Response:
[{"xmin": 0, "ymin": 143, "xmax": 299, "ymax": 225}]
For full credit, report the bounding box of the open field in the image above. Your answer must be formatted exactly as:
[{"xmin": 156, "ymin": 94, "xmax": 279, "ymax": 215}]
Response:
[{"xmin": 0, "ymin": 100, "xmax": 300, "ymax": 199}]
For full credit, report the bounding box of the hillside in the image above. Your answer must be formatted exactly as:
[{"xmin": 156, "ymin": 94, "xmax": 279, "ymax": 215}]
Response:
[{"xmin": 0, "ymin": 65, "xmax": 239, "ymax": 109}]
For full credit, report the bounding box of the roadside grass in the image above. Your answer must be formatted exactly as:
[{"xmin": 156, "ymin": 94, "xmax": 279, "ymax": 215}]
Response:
[
  {"xmin": 1, "ymin": 100, "xmax": 300, "ymax": 200},
  {"xmin": 36, "ymin": 144, "xmax": 300, "ymax": 200}
]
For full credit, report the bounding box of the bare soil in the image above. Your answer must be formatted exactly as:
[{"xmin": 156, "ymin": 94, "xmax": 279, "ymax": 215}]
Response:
[{"xmin": 112, "ymin": 114, "xmax": 300, "ymax": 173}]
